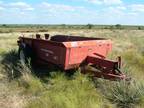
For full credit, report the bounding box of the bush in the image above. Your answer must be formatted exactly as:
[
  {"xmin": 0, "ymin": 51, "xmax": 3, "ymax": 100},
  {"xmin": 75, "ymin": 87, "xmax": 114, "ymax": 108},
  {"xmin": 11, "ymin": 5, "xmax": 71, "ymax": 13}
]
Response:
[
  {"xmin": 115, "ymin": 24, "xmax": 123, "ymax": 29},
  {"xmin": 1, "ymin": 49, "xmax": 21, "ymax": 80},
  {"xmin": 138, "ymin": 27, "xmax": 141, "ymax": 30},
  {"xmin": 103, "ymin": 80, "xmax": 144, "ymax": 108},
  {"xmin": 86, "ymin": 24, "xmax": 93, "ymax": 29}
]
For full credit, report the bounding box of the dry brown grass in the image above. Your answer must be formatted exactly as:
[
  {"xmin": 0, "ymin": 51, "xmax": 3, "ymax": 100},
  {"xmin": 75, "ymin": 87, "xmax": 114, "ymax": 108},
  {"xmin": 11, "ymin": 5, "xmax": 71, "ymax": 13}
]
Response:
[
  {"xmin": 0, "ymin": 29, "xmax": 144, "ymax": 108},
  {"xmin": 0, "ymin": 80, "xmax": 27, "ymax": 108}
]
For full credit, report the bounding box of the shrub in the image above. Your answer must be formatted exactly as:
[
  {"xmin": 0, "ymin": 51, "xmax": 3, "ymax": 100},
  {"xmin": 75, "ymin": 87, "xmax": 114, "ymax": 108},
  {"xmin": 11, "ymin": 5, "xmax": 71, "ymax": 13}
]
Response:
[
  {"xmin": 1, "ymin": 49, "xmax": 20, "ymax": 80},
  {"xmin": 138, "ymin": 27, "xmax": 142, "ymax": 30},
  {"xmin": 103, "ymin": 80, "xmax": 144, "ymax": 108},
  {"xmin": 115, "ymin": 24, "xmax": 123, "ymax": 29},
  {"xmin": 86, "ymin": 24, "xmax": 93, "ymax": 29}
]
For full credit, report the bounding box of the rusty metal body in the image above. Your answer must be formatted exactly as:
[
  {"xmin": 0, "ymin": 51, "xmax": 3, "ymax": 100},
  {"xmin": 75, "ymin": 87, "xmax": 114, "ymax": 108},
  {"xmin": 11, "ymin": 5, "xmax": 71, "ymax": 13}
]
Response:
[{"xmin": 18, "ymin": 34, "xmax": 126, "ymax": 80}]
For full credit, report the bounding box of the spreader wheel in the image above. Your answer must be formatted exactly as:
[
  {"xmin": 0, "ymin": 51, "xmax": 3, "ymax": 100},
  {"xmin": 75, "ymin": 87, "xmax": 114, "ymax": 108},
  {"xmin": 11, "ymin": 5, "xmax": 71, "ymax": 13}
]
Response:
[
  {"xmin": 19, "ymin": 49, "xmax": 26, "ymax": 65},
  {"xmin": 18, "ymin": 44, "xmax": 34, "ymax": 66}
]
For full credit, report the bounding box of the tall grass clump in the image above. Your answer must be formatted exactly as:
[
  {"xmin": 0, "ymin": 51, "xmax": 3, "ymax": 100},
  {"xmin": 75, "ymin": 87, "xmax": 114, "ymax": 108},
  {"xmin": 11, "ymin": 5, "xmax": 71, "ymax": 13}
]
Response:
[
  {"xmin": 123, "ymin": 50, "xmax": 144, "ymax": 68},
  {"xmin": 1, "ymin": 49, "xmax": 44, "ymax": 95},
  {"xmin": 26, "ymin": 71, "xmax": 114, "ymax": 108},
  {"xmin": 0, "ymin": 50, "xmax": 29, "ymax": 108},
  {"xmin": 17, "ymin": 65, "xmax": 45, "ymax": 95},
  {"xmin": 1, "ymin": 49, "xmax": 20, "ymax": 80},
  {"xmin": 122, "ymin": 50, "xmax": 144, "ymax": 79},
  {"xmin": 103, "ymin": 80, "xmax": 144, "ymax": 108}
]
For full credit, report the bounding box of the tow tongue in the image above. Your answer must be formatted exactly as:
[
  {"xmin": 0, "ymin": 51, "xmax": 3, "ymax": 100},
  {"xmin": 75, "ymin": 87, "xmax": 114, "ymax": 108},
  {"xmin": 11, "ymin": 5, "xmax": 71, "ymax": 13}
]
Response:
[{"xmin": 82, "ymin": 56, "xmax": 128, "ymax": 80}]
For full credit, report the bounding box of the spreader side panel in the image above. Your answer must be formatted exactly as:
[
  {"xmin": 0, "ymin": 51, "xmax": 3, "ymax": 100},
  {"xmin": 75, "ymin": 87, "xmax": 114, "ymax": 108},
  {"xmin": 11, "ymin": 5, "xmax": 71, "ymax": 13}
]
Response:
[{"xmin": 32, "ymin": 40, "xmax": 66, "ymax": 68}]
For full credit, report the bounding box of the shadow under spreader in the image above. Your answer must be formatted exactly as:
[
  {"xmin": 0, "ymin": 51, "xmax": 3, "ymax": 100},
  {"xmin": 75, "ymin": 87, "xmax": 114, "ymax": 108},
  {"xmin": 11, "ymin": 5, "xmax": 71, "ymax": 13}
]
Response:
[
  {"xmin": 1, "ymin": 49, "xmax": 76, "ymax": 82},
  {"xmin": 31, "ymin": 62, "xmax": 77, "ymax": 83},
  {"xmin": 1, "ymin": 50, "xmax": 20, "ymax": 80}
]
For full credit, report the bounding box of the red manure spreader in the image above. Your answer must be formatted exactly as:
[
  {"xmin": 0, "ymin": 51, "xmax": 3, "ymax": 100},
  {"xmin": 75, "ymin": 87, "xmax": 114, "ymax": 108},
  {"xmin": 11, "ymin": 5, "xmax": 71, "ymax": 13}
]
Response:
[{"xmin": 17, "ymin": 34, "xmax": 126, "ymax": 80}]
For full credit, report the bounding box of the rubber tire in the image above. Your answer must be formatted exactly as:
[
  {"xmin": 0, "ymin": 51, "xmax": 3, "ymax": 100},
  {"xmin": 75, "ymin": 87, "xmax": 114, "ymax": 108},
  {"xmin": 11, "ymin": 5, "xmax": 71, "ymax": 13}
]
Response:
[{"xmin": 18, "ymin": 44, "xmax": 34, "ymax": 66}]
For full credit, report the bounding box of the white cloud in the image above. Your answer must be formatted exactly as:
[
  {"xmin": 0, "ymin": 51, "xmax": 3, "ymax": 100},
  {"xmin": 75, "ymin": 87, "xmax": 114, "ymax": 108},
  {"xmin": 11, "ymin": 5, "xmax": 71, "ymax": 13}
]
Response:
[
  {"xmin": 104, "ymin": 6, "xmax": 125, "ymax": 17},
  {"xmin": 108, "ymin": 6, "xmax": 127, "ymax": 11},
  {"xmin": 0, "ymin": 6, "xmax": 4, "ymax": 10},
  {"xmin": 127, "ymin": 12, "xmax": 138, "ymax": 16},
  {"xmin": 87, "ymin": 0, "xmax": 102, "ymax": 4},
  {"xmin": 41, "ymin": 2, "xmax": 76, "ymax": 12},
  {"xmin": 116, "ymin": 6, "xmax": 126, "ymax": 10},
  {"xmin": 104, "ymin": 0, "xmax": 122, "ymax": 5},
  {"xmin": 9, "ymin": 2, "xmax": 34, "ymax": 11},
  {"xmin": 40, "ymin": 2, "xmax": 86, "ymax": 16},
  {"xmin": 0, "ymin": 1, "xmax": 3, "ymax": 6},
  {"xmin": 0, "ymin": 1, "xmax": 5, "ymax": 10},
  {"xmin": 87, "ymin": 0, "xmax": 122, "ymax": 5},
  {"xmin": 130, "ymin": 4, "xmax": 144, "ymax": 12}
]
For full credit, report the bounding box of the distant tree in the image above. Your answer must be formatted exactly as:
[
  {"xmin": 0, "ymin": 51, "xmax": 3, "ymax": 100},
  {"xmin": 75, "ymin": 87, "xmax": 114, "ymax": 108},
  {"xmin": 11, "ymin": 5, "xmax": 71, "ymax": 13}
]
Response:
[
  {"xmin": 115, "ymin": 24, "xmax": 122, "ymax": 29},
  {"xmin": 86, "ymin": 24, "xmax": 93, "ymax": 29},
  {"xmin": 2, "ymin": 24, "xmax": 7, "ymax": 27},
  {"xmin": 104, "ymin": 26, "xmax": 108, "ymax": 29},
  {"xmin": 138, "ymin": 26, "xmax": 142, "ymax": 30},
  {"xmin": 61, "ymin": 24, "xmax": 66, "ymax": 28},
  {"xmin": 109, "ymin": 25, "xmax": 114, "ymax": 30}
]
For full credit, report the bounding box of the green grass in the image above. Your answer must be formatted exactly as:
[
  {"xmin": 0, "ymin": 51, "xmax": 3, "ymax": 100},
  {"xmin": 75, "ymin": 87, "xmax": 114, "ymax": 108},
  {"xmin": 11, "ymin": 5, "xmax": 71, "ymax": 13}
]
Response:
[
  {"xmin": 102, "ymin": 80, "xmax": 144, "ymax": 108},
  {"xmin": 0, "ymin": 24, "xmax": 144, "ymax": 33},
  {"xmin": 0, "ymin": 29, "xmax": 144, "ymax": 108},
  {"xmin": 25, "ymin": 72, "xmax": 113, "ymax": 108}
]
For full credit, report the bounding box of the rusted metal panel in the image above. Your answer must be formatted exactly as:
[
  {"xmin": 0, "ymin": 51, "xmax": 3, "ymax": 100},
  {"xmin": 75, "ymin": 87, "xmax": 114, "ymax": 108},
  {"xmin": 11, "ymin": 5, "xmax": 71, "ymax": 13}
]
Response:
[
  {"xmin": 33, "ymin": 40, "xmax": 66, "ymax": 66},
  {"xmin": 19, "ymin": 36, "xmax": 112, "ymax": 70},
  {"xmin": 18, "ymin": 35, "xmax": 126, "ymax": 80}
]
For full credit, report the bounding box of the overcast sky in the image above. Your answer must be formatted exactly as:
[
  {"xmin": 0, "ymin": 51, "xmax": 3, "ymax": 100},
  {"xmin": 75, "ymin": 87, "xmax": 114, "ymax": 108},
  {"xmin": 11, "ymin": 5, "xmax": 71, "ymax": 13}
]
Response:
[{"xmin": 0, "ymin": 0, "xmax": 144, "ymax": 25}]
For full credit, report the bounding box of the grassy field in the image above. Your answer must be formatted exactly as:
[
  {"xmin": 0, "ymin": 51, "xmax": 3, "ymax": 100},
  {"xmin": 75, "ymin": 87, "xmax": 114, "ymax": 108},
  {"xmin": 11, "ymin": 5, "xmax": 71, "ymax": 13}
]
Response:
[
  {"xmin": 0, "ymin": 28, "xmax": 144, "ymax": 108},
  {"xmin": 0, "ymin": 24, "xmax": 144, "ymax": 33}
]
